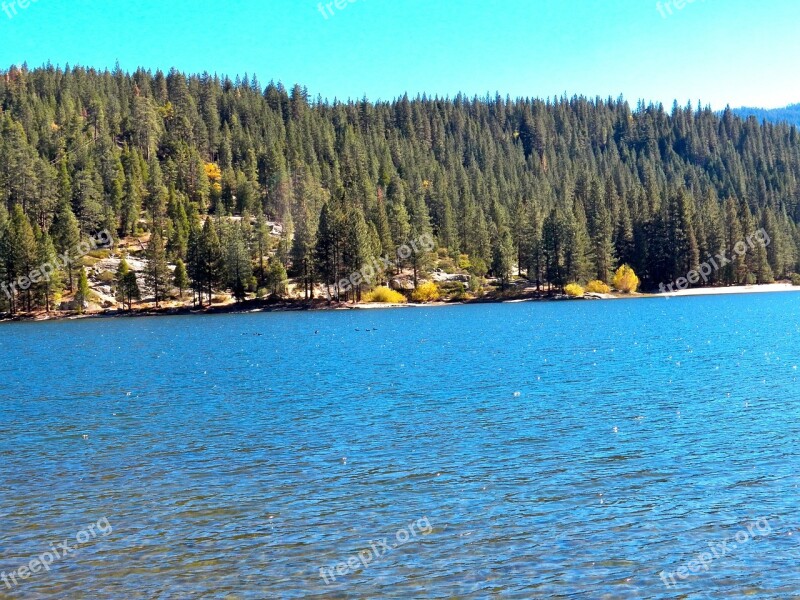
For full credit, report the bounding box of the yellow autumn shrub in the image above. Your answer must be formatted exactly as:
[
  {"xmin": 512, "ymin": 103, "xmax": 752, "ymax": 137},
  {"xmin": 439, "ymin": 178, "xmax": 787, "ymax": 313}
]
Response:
[
  {"xmin": 365, "ymin": 287, "xmax": 407, "ymax": 303},
  {"xmin": 411, "ymin": 281, "xmax": 441, "ymax": 302},
  {"xmin": 565, "ymin": 283, "xmax": 585, "ymax": 297},
  {"xmin": 586, "ymin": 280, "xmax": 611, "ymax": 294},
  {"xmin": 613, "ymin": 265, "xmax": 640, "ymax": 294},
  {"xmin": 204, "ymin": 162, "xmax": 222, "ymax": 183}
]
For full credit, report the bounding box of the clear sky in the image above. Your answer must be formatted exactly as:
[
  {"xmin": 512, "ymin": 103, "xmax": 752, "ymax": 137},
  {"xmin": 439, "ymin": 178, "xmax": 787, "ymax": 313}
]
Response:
[{"xmin": 0, "ymin": 0, "xmax": 798, "ymax": 109}]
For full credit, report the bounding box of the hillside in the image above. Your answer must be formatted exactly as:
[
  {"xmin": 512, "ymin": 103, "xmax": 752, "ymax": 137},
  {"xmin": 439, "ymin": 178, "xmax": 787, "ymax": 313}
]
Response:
[
  {"xmin": 1, "ymin": 65, "xmax": 800, "ymax": 316},
  {"xmin": 732, "ymin": 104, "xmax": 800, "ymax": 128}
]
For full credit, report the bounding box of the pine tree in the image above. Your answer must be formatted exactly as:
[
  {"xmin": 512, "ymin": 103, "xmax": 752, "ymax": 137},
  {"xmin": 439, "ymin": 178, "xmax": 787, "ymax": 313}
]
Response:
[
  {"xmin": 668, "ymin": 188, "xmax": 700, "ymax": 283},
  {"xmin": 315, "ymin": 201, "xmax": 340, "ymax": 301},
  {"xmin": 492, "ymin": 228, "xmax": 515, "ymax": 290},
  {"xmin": 0, "ymin": 205, "xmax": 10, "ymax": 313},
  {"xmin": 116, "ymin": 258, "xmax": 130, "ymax": 306},
  {"xmin": 75, "ymin": 267, "xmax": 91, "ymax": 314},
  {"xmin": 225, "ymin": 222, "xmax": 253, "ymax": 302},
  {"xmin": 34, "ymin": 228, "xmax": 62, "ymax": 312},
  {"xmin": 291, "ymin": 201, "xmax": 319, "ymax": 300},
  {"xmin": 187, "ymin": 221, "xmax": 204, "ymax": 306},
  {"xmin": 200, "ymin": 218, "xmax": 224, "ymax": 304},
  {"xmin": 407, "ymin": 193, "xmax": 434, "ymax": 289},
  {"xmin": 588, "ymin": 183, "xmax": 616, "ymax": 282},
  {"xmin": 115, "ymin": 258, "xmax": 141, "ymax": 310},
  {"xmin": 167, "ymin": 190, "xmax": 190, "ymax": 259},
  {"xmin": 253, "ymin": 212, "xmax": 273, "ymax": 288},
  {"xmin": 522, "ymin": 201, "xmax": 544, "ymax": 290},
  {"xmin": 723, "ymin": 198, "xmax": 745, "ymax": 284},
  {"xmin": 73, "ymin": 168, "xmax": 104, "ymax": 234},
  {"xmin": 266, "ymin": 258, "xmax": 288, "ymax": 297},
  {"xmin": 173, "ymin": 259, "xmax": 189, "ymax": 299},
  {"xmin": 342, "ymin": 205, "xmax": 372, "ymax": 301},
  {"xmin": 9, "ymin": 206, "xmax": 38, "ymax": 312},
  {"xmin": 51, "ymin": 199, "xmax": 81, "ymax": 291},
  {"xmin": 145, "ymin": 230, "xmax": 172, "ymax": 308},
  {"xmin": 565, "ymin": 203, "xmax": 593, "ymax": 284},
  {"xmin": 121, "ymin": 148, "xmax": 143, "ymax": 236},
  {"xmin": 542, "ymin": 209, "xmax": 566, "ymax": 292},
  {"xmin": 387, "ymin": 179, "xmax": 411, "ymax": 273}
]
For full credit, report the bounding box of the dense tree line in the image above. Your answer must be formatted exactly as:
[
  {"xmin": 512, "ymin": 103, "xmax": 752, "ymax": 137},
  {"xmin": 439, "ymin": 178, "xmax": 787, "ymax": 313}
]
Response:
[
  {"xmin": 733, "ymin": 104, "xmax": 800, "ymax": 129},
  {"xmin": 1, "ymin": 64, "xmax": 800, "ymax": 312}
]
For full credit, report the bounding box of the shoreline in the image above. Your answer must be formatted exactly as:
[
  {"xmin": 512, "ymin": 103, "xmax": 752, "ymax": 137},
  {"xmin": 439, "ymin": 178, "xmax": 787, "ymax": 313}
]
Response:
[
  {"xmin": 2, "ymin": 283, "xmax": 799, "ymax": 325},
  {"xmin": 649, "ymin": 282, "xmax": 800, "ymax": 298}
]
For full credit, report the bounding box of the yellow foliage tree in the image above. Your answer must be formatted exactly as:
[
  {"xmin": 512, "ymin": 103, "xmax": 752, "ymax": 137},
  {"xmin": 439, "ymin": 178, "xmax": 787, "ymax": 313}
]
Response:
[
  {"xmin": 565, "ymin": 283, "xmax": 585, "ymax": 297},
  {"xmin": 586, "ymin": 280, "xmax": 611, "ymax": 294},
  {"xmin": 613, "ymin": 265, "xmax": 640, "ymax": 294},
  {"xmin": 411, "ymin": 281, "xmax": 441, "ymax": 302},
  {"xmin": 365, "ymin": 287, "xmax": 407, "ymax": 304},
  {"xmin": 205, "ymin": 162, "xmax": 222, "ymax": 183}
]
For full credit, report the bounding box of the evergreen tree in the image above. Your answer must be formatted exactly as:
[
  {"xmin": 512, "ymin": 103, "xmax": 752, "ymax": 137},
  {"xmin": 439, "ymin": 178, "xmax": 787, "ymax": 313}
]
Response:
[
  {"xmin": 51, "ymin": 199, "xmax": 81, "ymax": 291},
  {"xmin": 116, "ymin": 258, "xmax": 130, "ymax": 305},
  {"xmin": 315, "ymin": 201, "xmax": 340, "ymax": 300},
  {"xmin": 724, "ymin": 198, "xmax": 745, "ymax": 284},
  {"xmin": 565, "ymin": 203, "xmax": 593, "ymax": 284},
  {"xmin": 173, "ymin": 259, "xmax": 189, "ymax": 298},
  {"xmin": 115, "ymin": 258, "xmax": 141, "ymax": 310},
  {"xmin": 145, "ymin": 230, "xmax": 171, "ymax": 307},
  {"xmin": 291, "ymin": 201, "xmax": 319, "ymax": 300},
  {"xmin": 266, "ymin": 258, "xmax": 288, "ymax": 297},
  {"xmin": 253, "ymin": 212, "xmax": 273, "ymax": 288},
  {"xmin": 0, "ymin": 206, "xmax": 9, "ymax": 313},
  {"xmin": 9, "ymin": 206, "xmax": 38, "ymax": 312},
  {"xmin": 200, "ymin": 218, "xmax": 224, "ymax": 303},
  {"xmin": 75, "ymin": 267, "xmax": 91, "ymax": 314},
  {"xmin": 492, "ymin": 228, "xmax": 515, "ymax": 290},
  {"xmin": 119, "ymin": 264, "xmax": 142, "ymax": 310},
  {"xmin": 587, "ymin": 181, "xmax": 616, "ymax": 282},
  {"xmin": 34, "ymin": 228, "xmax": 62, "ymax": 312},
  {"xmin": 542, "ymin": 209, "xmax": 567, "ymax": 292},
  {"xmin": 186, "ymin": 217, "xmax": 204, "ymax": 306},
  {"xmin": 225, "ymin": 222, "xmax": 253, "ymax": 302}
]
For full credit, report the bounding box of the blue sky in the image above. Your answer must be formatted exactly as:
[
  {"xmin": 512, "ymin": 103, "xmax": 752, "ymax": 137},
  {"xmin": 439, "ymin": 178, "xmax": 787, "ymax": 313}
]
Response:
[{"xmin": 0, "ymin": 0, "xmax": 798, "ymax": 109}]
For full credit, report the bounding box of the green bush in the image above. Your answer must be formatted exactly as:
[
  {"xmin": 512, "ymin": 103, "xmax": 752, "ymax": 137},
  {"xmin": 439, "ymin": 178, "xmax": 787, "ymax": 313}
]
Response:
[
  {"xmin": 468, "ymin": 258, "xmax": 488, "ymax": 277},
  {"xmin": 437, "ymin": 256, "xmax": 457, "ymax": 273},
  {"xmin": 449, "ymin": 282, "xmax": 468, "ymax": 300},
  {"xmin": 790, "ymin": 273, "xmax": 800, "ymax": 286},
  {"xmin": 468, "ymin": 275, "xmax": 482, "ymax": 293},
  {"xmin": 97, "ymin": 270, "xmax": 116, "ymax": 284}
]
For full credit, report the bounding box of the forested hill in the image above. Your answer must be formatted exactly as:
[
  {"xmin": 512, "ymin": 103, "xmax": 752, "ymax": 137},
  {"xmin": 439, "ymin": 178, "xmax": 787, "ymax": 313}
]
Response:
[
  {"xmin": 1, "ymin": 64, "xmax": 800, "ymax": 314},
  {"xmin": 732, "ymin": 104, "xmax": 800, "ymax": 129}
]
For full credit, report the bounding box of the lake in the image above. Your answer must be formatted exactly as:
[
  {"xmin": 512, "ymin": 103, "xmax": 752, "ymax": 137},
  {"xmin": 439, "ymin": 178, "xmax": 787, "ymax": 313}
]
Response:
[{"xmin": 2, "ymin": 293, "xmax": 800, "ymax": 598}]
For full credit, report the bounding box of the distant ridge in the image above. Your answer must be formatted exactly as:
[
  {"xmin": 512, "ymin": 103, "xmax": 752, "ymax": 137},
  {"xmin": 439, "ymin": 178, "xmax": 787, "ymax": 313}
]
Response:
[{"xmin": 731, "ymin": 104, "xmax": 800, "ymax": 128}]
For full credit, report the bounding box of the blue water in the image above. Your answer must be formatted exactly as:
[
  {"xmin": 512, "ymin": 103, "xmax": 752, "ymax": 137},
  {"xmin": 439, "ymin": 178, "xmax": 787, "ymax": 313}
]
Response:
[{"xmin": 2, "ymin": 294, "xmax": 800, "ymax": 598}]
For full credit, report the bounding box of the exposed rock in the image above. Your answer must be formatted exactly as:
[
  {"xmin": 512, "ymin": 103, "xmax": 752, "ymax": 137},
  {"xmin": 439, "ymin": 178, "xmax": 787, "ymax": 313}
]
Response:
[
  {"xmin": 59, "ymin": 299, "xmax": 88, "ymax": 311},
  {"xmin": 431, "ymin": 272, "xmax": 469, "ymax": 283},
  {"xmin": 390, "ymin": 278, "xmax": 414, "ymax": 291}
]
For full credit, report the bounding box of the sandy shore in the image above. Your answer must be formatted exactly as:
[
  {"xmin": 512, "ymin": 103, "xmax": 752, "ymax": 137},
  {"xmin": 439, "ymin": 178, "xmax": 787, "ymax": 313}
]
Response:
[
  {"xmin": 350, "ymin": 302, "xmax": 451, "ymax": 309},
  {"xmin": 653, "ymin": 282, "xmax": 800, "ymax": 298},
  {"xmin": 4, "ymin": 283, "xmax": 800, "ymax": 325}
]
